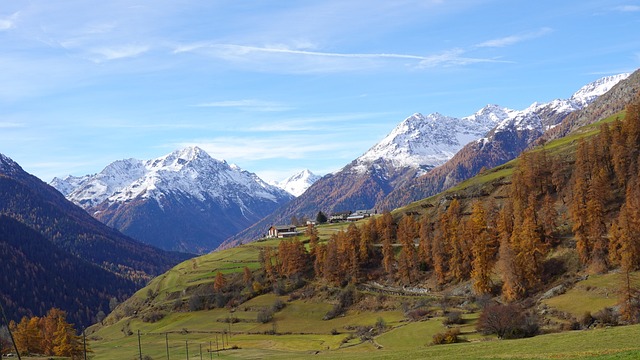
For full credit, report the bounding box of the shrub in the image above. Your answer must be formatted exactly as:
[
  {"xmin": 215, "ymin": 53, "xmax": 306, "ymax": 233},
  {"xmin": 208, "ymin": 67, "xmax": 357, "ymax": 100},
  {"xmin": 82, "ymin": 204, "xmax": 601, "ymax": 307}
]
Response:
[
  {"xmin": 324, "ymin": 285, "xmax": 356, "ymax": 320},
  {"xmin": 580, "ymin": 311, "xmax": 594, "ymax": 329},
  {"xmin": 272, "ymin": 299, "xmax": 285, "ymax": 312},
  {"xmin": 189, "ymin": 295, "xmax": 205, "ymax": 311},
  {"xmin": 432, "ymin": 328, "xmax": 460, "ymax": 345},
  {"xmin": 257, "ymin": 308, "xmax": 274, "ymax": 323},
  {"xmin": 593, "ymin": 307, "xmax": 619, "ymax": 326},
  {"xmin": 443, "ymin": 311, "xmax": 464, "ymax": 325},
  {"xmin": 406, "ymin": 308, "xmax": 429, "ymax": 321},
  {"xmin": 141, "ymin": 310, "xmax": 165, "ymax": 323},
  {"xmin": 477, "ymin": 303, "xmax": 538, "ymax": 339}
]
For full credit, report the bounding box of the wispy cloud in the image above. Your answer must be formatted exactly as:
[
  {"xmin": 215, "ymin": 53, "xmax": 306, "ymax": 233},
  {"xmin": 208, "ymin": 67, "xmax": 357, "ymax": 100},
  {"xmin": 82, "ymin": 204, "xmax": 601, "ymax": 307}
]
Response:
[
  {"xmin": 89, "ymin": 44, "xmax": 150, "ymax": 61},
  {"xmin": 416, "ymin": 48, "xmax": 508, "ymax": 68},
  {"xmin": 175, "ymin": 42, "xmax": 431, "ymax": 60},
  {"xmin": 0, "ymin": 121, "xmax": 24, "ymax": 128},
  {"xmin": 476, "ymin": 27, "xmax": 553, "ymax": 48},
  {"xmin": 0, "ymin": 12, "xmax": 19, "ymax": 31},
  {"xmin": 614, "ymin": 5, "xmax": 640, "ymax": 12},
  {"xmin": 195, "ymin": 99, "xmax": 292, "ymax": 112},
  {"xmin": 175, "ymin": 42, "xmax": 506, "ymax": 72}
]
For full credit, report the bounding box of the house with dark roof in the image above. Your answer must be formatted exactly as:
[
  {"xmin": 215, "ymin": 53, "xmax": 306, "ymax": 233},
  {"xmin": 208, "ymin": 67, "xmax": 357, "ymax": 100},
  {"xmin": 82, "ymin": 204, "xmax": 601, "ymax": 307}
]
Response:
[{"xmin": 267, "ymin": 225, "xmax": 299, "ymax": 238}]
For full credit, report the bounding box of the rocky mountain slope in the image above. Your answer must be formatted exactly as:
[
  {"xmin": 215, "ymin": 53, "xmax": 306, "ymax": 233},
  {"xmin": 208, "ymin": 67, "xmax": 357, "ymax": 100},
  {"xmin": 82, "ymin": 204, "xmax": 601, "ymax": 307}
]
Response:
[
  {"xmin": 381, "ymin": 72, "xmax": 633, "ymax": 209},
  {"xmin": 52, "ymin": 147, "xmax": 293, "ymax": 253},
  {"xmin": 222, "ymin": 72, "xmax": 630, "ymax": 247}
]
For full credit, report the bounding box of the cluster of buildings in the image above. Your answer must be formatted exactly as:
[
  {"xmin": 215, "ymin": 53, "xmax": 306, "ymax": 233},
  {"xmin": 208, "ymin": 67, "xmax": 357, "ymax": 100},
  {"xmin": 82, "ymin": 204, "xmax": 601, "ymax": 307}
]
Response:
[{"xmin": 267, "ymin": 209, "xmax": 376, "ymax": 238}]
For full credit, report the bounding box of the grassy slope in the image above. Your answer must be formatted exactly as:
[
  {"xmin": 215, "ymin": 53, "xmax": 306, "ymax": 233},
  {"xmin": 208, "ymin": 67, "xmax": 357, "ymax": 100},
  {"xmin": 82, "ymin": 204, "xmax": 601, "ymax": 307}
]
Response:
[{"xmin": 89, "ymin": 111, "xmax": 640, "ymax": 359}]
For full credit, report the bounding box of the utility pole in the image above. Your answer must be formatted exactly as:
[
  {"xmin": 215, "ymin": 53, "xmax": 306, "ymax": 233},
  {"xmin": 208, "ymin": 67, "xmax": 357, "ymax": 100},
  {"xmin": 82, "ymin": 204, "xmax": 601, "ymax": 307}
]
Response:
[
  {"xmin": 83, "ymin": 329, "xmax": 87, "ymax": 360},
  {"xmin": 138, "ymin": 330, "xmax": 142, "ymax": 360},
  {"xmin": 166, "ymin": 333, "xmax": 170, "ymax": 360},
  {"xmin": 186, "ymin": 340, "xmax": 189, "ymax": 360},
  {"xmin": 0, "ymin": 301, "xmax": 21, "ymax": 360}
]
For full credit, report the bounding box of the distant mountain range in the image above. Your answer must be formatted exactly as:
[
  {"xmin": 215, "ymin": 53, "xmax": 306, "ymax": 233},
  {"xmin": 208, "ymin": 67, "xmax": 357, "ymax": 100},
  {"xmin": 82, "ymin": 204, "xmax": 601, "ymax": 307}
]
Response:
[
  {"xmin": 271, "ymin": 169, "xmax": 321, "ymax": 197},
  {"xmin": 222, "ymin": 72, "xmax": 631, "ymax": 247},
  {"xmin": 51, "ymin": 147, "xmax": 293, "ymax": 253},
  {"xmin": 0, "ymin": 153, "xmax": 191, "ymax": 326}
]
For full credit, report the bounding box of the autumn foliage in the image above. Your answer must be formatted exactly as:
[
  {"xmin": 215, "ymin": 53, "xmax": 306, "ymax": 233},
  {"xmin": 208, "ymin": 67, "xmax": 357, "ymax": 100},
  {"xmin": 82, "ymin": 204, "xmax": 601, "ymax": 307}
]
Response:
[
  {"xmin": 9, "ymin": 308, "xmax": 87, "ymax": 359},
  {"xmin": 254, "ymin": 94, "xmax": 640, "ymax": 310}
]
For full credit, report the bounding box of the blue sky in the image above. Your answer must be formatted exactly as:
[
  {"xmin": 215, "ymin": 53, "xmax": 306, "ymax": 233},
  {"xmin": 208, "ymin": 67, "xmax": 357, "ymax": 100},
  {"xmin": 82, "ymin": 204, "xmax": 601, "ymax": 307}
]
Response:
[{"xmin": 1, "ymin": 1, "xmax": 639, "ymax": 183}]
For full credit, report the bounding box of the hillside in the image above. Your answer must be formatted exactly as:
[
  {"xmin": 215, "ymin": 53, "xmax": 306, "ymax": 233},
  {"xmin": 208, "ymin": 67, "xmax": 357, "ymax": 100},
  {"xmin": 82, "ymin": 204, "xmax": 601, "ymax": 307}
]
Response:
[
  {"xmin": 0, "ymin": 215, "xmax": 135, "ymax": 327},
  {"xmin": 0, "ymin": 154, "xmax": 192, "ymax": 326},
  {"xmin": 0, "ymin": 154, "xmax": 190, "ymax": 278},
  {"xmin": 86, "ymin": 93, "xmax": 640, "ymax": 358},
  {"xmin": 223, "ymin": 72, "xmax": 630, "ymax": 248}
]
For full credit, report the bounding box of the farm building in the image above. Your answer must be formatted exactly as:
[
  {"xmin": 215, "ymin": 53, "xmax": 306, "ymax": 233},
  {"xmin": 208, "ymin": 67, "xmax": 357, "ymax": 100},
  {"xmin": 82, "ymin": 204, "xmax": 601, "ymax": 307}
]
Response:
[{"xmin": 267, "ymin": 225, "xmax": 299, "ymax": 238}]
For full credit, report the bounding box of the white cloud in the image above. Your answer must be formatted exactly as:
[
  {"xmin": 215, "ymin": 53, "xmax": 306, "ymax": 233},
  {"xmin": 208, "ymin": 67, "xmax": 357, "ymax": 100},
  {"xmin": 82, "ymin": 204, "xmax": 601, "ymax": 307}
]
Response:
[
  {"xmin": 195, "ymin": 99, "xmax": 293, "ymax": 112},
  {"xmin": 0, "ymin": 121, "xmax": 24, "ymax": 128},
  {"xmin": 476, "ymin": 27, "xmax": 553, "ymax": 48},
  {"xmin": 614, "ymin": 5, "xmax": 640, "ymax": 12},
  {"xmin": 89, "ymin": 44, "xmax": 150, "ymax": 61},
  {"xmin": 0, "ymin": 12, "xmax": 19, "ymax": 31}
]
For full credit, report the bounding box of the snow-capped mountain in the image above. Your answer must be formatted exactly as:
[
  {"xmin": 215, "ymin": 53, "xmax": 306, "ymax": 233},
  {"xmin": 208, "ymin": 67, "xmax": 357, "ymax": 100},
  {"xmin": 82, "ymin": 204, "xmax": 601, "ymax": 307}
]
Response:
[
  {"xmin": 355, "ymin": 105, "xmax": 516, "ymax": 174},
  {"xmin": 272, "ymin": 169, "xmax": 321, "ymax": 197},
  {"xmin": 380, "ymin": 72, "xmax": 633, "ymax": 210},
  {"xmin": 223, "ymin": 72, "xmax": 632, "ymax": 248},
  {"xmin": 52, "ymin": 147, "xmax": 293, "ymax": 253},
  {"xmin": 570, "ymin": 72, "xmax": 631, "ymax": 108}
]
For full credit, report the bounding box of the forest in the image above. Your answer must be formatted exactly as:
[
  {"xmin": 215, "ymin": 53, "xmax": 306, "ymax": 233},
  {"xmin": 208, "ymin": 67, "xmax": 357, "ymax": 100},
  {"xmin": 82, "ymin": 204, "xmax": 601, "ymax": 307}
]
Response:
[{"xmin": 254, "ymin": 94, "xmax": 640, "ymax": 324}]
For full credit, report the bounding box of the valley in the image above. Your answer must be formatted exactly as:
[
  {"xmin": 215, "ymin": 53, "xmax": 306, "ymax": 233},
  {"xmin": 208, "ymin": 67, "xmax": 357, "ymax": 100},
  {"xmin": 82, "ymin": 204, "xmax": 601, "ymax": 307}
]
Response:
[{"xmin": 85, "ymin": 96, "xmax": 640, "ymax": 358}]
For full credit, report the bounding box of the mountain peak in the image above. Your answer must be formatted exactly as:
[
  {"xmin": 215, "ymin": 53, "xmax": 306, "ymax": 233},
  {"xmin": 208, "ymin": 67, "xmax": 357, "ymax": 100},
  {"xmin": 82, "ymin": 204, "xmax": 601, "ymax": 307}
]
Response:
[
  {"xmin": 355, "ymin": 107, "xmax": 505, "ymax": 174},
  {"xmin": 0, "ymin": 153, "xmax": 21, "ymax": 174},
  {"xmin": 152, "ymin": 146, "xmax": 215, "ymax": 169},
  {"xmin": 273, "ymin": 169, "xmax": 321, "ymax": 197}
]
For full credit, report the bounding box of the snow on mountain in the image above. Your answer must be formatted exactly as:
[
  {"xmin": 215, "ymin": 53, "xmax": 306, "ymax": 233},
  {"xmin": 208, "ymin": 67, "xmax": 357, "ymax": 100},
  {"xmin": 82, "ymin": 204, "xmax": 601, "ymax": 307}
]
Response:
[
  {"xmin": 53, "ymin": 146, "xmax": 291, "ymax": 213},
  {"xmin": 0, "ymin": 153, "xmax": 20, "ymax": 174},
  {"xmin": 343, "ymin": 72, "xmax": 630, "ymax": 181},
  {"xmin": 272, "ymin": 169, "xmax": 321, "ymax": 197},
  {"xmin": 493, "ymin": 72, "xmax": 631, "ymax": 135},
  {"xmin": 570, "ymin": 73, "xmax": 631, "ymax": 108},
  {"xmin": 354, "ymin": 105, "xmax": 516, "ymax": 174},
  {"xmin": 50, "ymin": 146, "xmax": 294, "ymax": 253},
  {"xmin": 50, "ymin": 174, "xmax": 91, "ymax": 197}
]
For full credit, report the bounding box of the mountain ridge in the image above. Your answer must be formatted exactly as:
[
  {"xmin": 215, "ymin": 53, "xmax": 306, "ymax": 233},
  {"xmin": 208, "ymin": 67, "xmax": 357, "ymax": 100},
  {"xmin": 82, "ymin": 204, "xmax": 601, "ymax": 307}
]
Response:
[
  {"xmin": 52, "ymin": 146, "xmax": 294, "ymax": 253},
  {"xmin": 222, "ymin": 72, "xmax": 630, "ymax": 248}
]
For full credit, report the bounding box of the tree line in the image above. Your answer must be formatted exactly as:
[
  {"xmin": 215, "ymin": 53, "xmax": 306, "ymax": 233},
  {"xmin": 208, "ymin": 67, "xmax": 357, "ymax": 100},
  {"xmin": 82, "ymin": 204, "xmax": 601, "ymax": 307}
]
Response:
[
  {"xmin": 4, "ymin": 307, "xmax": 88, "ymax": 359},
  {"xmin": 258, "ymin": 95, "xmax": 640, "ymax": 322}
]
